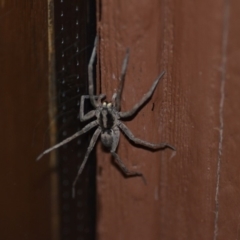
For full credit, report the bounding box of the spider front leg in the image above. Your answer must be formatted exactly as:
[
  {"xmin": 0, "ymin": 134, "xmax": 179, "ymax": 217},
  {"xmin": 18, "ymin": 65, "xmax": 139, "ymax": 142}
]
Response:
[
  {"xmin": 110, "ymin": 126, "xmax": 146, "ymax": 183},
  {"xmin": 119, "ymin": 122, "xmax": 175, "ymax": 150},
  {"xmin": 88, "ymin": 37, "xmax": 98, "ymax": 108},
  {"xmin": 80, "ymin": 94, "xmax": 106, "ymax": 122},
  {"xmin": 119, "ymin": 71, "xmax": 165, "ymax": 119},
  {"xmin": 113, "ymin": 49, "xmax": 129, "ymax": 111},
  {"xmin": 72, "ymin": 127, "xmax": 101, "ymax": 198}
]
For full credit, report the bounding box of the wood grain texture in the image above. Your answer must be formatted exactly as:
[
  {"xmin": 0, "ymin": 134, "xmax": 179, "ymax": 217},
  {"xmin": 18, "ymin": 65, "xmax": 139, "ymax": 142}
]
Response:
[
  {"xmin": 96, "ymin": 0, "xmax": 240, "ymax": 239},
  {"xmin": 216, "ymin": 1, "xmax": 240, "ymax": 239},
  {"xmin": 0, "ymin": 1, "xmax": 52, "ymax": 240}
]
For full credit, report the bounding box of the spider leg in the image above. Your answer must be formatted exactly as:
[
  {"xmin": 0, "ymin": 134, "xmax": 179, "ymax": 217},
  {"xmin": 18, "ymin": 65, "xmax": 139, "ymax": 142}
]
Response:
[
  {"xmin": 109, "ymin": 126, "xmax": 146, "ymax": 183},
  {"xmin": 72, "ymin": 127, "xmax": 101, "ymax": 198},
  {"xmin": 80, "ymin": 95, "xmax": 96, "ymax": 122},
  {"xmin": 97, "ymin": 93, "xmax": 106, "ymax": 105},
  {"xmin": 111, "ymin": 151, "xmax": 146, "ymax": 184},
  {"xmin": 36, "ymin": 120, "xmax": 98, "ymax": 161},
  {"xmin": 118, "ymin": 122, "xmax": 175, "ymax": 150},
  {"xmin": 119, "ymin": 71, "xmax": 165, "ymax": 119},
  {"xmin": 88, "ymin": 37, "xmax": 98, "ymax": 108},
  {"xmin": 114, "ymin": 49, "xmax": 130, "ymax": 111},
  {"xmin": 80, "ymin": 94, "xmax": 105, "ymax": 122}
]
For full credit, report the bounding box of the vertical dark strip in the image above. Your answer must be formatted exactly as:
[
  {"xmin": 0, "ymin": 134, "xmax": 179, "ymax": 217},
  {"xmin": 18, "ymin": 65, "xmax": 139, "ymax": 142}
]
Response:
[{"xmin": 54, "ymin": 0, "xmax": 96, "ymax": 239}]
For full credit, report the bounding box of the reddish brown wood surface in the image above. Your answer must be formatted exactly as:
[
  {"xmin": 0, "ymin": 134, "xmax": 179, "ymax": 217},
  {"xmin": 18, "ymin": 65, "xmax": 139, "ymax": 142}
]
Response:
[
  {"xmin": 0, "ymin": 1, "xmax": 52, "ymax": 240},
  {"xmin": 217, "ymin": 1, "xmax": 240, "ymax": 239},
  {"xmin": 96, "ymin": 0, "xmax": 240, "ymax": 240}
]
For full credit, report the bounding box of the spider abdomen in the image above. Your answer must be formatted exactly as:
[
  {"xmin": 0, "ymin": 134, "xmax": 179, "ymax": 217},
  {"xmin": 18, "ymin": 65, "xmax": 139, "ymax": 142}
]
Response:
[{"xmin": 101, "ymin": 130, "xmax": 113, "ymax": 148}]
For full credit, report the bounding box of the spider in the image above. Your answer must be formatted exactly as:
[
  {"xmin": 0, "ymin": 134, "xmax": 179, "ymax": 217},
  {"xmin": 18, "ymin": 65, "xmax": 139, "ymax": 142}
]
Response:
[{"xmin": 37, "ymin": 37, "xmax": 175, "ymax": 197}]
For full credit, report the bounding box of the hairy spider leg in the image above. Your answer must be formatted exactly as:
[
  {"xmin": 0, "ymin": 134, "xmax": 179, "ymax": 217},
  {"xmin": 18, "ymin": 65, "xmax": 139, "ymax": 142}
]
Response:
[
  {"xmin": 110, "ymin": 126, "xmax": 146, "ymax": 183},
  {"xmin": 36, "ymin": 120, "xmax": 98, "ymax": 161},
  {"xmin": 119, "ymin": 71, "xmax": 165, "ymax": 119},
  {"xmin": 88, "ymin": 37, "xmax": 98, "ymax": 108},
  {"xmin": 119, "ymin": 122, "xmax": 175, "ymax": 151},
  {"xmin": 72, "ymin": 127, "xmax": 101, "ymax": 198},
  {"xmin": 80, "ymin": 94, "xmax": 106, "ymax": 122},
  {"xmin": 114, "ymin": 48, "xmax": 130, "ymax": 111},
  {"xmin": 80, "ymin": 95, "xmax": 96, "ymax": 121}
]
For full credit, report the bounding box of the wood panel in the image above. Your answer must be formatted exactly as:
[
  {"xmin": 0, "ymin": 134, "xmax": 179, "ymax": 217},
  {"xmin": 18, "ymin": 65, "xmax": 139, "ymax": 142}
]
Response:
[
  {"xmin": 96, "ymin": 0, "xmax": 240, "ymax": 239},
  {"xmin": 217, "ymin": 1, "xmax": 240, "ymax": 239},
  {"xmin": 0, "ymin": 1, "xmax": 52, "ymax": 240}
]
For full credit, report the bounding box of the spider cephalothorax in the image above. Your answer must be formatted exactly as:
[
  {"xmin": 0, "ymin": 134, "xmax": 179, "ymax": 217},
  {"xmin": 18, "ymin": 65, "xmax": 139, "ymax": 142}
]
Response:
[
  {"xmin": 97, "ymin": 101, "xmax": 119, "ymax": 149},
  {"xmin": 98, "ymin": 102, "xmax": 118, "ymax": 131},
  {"xmin": 37, "ymin": 37, "xmax": 175, "ymax": 197}
]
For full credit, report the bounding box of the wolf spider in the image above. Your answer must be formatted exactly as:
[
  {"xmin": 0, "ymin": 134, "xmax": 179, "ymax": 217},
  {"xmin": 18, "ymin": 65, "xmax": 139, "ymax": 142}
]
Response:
[{"xmin": 37, "ymin": 37, "xmax": 175, "ymax": 197}]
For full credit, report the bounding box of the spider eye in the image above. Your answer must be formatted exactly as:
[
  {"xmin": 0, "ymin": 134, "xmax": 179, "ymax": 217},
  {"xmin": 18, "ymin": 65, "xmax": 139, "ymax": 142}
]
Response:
[
  {"xmin": 107, "ymin": 103, "xmax": 112, "ymax": 108},
  {"xmin": 103, "ymin": 102, "xmax": 107, "ymax": 107}
]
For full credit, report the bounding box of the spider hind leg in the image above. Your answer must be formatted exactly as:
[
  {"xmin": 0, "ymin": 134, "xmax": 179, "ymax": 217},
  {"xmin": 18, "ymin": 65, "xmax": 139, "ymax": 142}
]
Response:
[
  {"xmin": 111, "ymin": 151, "xmax": 146, "ymax": 184},
  {"xmin": 72, "ymin": 127, "xmax": 101, "ymax": 198},
  {"xmin": 119, "ymin": 122, "xmax": 175, "ymax": 151}
]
